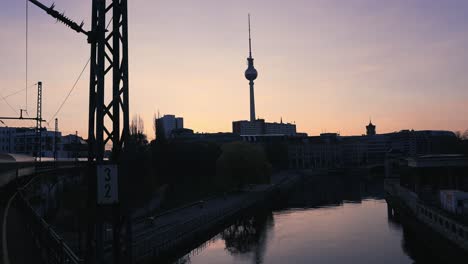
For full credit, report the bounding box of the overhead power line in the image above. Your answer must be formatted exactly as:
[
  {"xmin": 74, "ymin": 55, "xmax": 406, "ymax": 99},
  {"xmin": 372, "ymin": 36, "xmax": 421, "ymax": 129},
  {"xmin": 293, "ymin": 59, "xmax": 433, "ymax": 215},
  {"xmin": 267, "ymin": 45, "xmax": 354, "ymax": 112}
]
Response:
[
  {"xmin": 46, "ymin": 18, "xmax": 113, "ymax": 125},
  {"xmin": 0, "ymin": 94, "xmax": 19, "ymax": 115},
  {"xmin": 47, "ymin": 58, "xmax": 90, "ymax": 125},
  {"xmin": 2, "ymin": 83, "xmax": 37, "ymax": 99}
]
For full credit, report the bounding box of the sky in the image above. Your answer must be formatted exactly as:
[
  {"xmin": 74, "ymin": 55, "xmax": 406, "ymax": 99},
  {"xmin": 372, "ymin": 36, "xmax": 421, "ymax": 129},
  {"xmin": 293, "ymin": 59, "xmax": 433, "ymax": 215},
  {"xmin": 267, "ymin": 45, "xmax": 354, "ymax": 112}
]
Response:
[{"xmin": 1, "ymin": 0, "xmax": 468, "ymax": 138}]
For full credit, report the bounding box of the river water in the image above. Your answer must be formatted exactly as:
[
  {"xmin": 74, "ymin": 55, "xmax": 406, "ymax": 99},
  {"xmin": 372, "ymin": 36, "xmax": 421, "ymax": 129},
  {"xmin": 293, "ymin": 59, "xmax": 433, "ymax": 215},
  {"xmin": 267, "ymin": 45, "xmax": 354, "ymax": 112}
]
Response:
[{"xmin": 174, "ymin": 176, "xmax": 445, "ymax": 264}]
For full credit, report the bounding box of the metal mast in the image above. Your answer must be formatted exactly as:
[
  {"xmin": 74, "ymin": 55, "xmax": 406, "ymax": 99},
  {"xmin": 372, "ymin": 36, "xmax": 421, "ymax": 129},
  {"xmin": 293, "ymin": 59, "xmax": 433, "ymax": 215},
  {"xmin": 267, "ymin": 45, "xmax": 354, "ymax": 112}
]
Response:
[
  {"xmin": 88, "ymin": 0, "xmax": 130, "ymax": 163},
  {"xmin": 36, "ymin": 81, "xmax": 43, "ymax": 161},
  {"xmin": 28, "ymin": 1, "xmax": 130, "ymax": 263},
  {"xmin": 54, "ymin": 118, "xmax": 58, "ymax": 161},
  {"xmin": 27, "ymin": 0, "xmax": 130, "ymax": 163}
]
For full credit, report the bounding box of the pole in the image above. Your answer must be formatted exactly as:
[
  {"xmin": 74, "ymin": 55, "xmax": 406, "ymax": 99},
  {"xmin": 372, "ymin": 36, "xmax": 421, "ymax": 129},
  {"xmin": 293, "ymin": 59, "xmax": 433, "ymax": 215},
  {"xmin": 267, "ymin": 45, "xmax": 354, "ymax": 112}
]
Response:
[
  {"xmin": 36, "ymin": 81, "xmax": 42, "ymax": 161},
  {"xmin": 54, "ymin": 118, "xmax": 58, "ymax": 161},
  {"xmin": 28, "ymin": 1, "xmax": 130, "ymax": 262}
]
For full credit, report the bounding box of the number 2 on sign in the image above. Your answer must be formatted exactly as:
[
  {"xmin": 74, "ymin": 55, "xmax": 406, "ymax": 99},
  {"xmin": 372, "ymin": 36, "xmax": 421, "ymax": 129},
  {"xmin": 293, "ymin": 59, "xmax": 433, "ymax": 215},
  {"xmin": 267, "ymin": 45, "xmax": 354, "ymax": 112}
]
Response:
[
  {"xmin": 104, "ymin": 167, "xmax": 111, "ymax": 198},
  {"xmin": 97, "ymin": 164, "xmax": 118, "ymax": 204}
]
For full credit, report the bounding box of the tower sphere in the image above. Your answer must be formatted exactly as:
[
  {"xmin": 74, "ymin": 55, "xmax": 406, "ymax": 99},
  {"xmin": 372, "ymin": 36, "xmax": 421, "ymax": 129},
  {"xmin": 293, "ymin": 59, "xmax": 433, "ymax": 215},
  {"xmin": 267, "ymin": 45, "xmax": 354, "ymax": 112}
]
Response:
[{"xmin": 245, "ymin": 58, "xmax": 258, "ymax": 81}]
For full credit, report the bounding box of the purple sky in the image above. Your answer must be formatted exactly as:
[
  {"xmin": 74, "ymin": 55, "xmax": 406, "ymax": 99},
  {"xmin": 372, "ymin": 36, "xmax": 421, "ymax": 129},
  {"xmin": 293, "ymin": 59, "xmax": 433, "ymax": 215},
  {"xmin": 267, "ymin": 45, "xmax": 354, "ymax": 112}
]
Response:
[{"xmin": 1, "ymin": 0, "xmax": 468, "ymax": 137}]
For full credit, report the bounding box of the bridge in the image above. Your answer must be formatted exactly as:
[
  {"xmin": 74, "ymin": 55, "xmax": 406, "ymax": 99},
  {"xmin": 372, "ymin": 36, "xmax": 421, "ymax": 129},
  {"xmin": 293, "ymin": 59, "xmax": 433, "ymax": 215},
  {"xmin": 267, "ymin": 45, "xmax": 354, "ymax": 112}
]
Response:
[{"xmin": 0, "ymin": 156, "xmax": 86, "ymax": 264}]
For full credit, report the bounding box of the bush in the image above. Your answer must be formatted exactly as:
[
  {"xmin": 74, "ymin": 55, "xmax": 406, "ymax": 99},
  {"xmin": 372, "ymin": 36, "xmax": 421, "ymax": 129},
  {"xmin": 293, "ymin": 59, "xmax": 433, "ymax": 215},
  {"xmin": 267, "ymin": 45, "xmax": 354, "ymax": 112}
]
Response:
[{"xmin": 216, "ymin": 142, "xmax": 272, "ymax": 190}]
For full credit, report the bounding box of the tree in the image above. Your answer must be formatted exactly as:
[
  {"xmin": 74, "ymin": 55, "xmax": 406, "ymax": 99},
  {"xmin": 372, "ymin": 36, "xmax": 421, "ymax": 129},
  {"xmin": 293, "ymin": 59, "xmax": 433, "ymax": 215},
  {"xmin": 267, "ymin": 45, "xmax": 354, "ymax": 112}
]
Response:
[
  {"xmin": 216, "ymin": 142, "xmax": 272, "ymax": 190},
  {"xmin": 153, "ymin": 113, "xmax": 157, "ymax": 140},
  {"xmin": 455, "ymin": 130, "xmax": 468, "ymax": 140},
  {"xmin": 150, "ymin": 140, "xmax": 222, "ymax": 208},
  {"xmin": 119, "ymin": 137, "xmax": 156, "ymax": 209},
  {"xmin": 463, "ymin": 130, "xmax": 468, "ymax": 140},
  {"xmin": 264, "ymin": 142, "xmax": 289, "ymax": 170},
  {"xmin": 130, "ymin": 114, "xmax": 147, "ymax": 145}
]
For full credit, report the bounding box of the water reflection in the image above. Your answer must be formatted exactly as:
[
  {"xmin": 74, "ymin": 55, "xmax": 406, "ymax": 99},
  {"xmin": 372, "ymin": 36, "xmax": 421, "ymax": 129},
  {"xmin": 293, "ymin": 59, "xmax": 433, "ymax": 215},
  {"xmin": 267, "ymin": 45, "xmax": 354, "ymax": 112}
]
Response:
[
  {"xmin": 387, "ymin": 199, "xmax": 467, "ymax": 263},
  {"xmin": 285, "ymin": 175, "xmax": 384, "ymax": 209},
  {"xmin": 222, "ymin": 212, "xmax": 273, "ymax": 263},
  {"xmin": 175, "ymin": 175, "xmax": 460, "ymax": 264}
]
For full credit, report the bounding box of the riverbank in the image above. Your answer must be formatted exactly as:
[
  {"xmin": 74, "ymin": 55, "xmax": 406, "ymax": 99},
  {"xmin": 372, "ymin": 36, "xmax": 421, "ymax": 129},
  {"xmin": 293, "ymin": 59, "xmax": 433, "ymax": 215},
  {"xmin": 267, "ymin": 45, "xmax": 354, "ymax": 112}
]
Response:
[
  {"xmin": 130, "ymin": 171, "xmax": 301, "ymax": 264},
  {"xmin": 385, "ymin": 179, "xmax": 468, "ymax": 262}
]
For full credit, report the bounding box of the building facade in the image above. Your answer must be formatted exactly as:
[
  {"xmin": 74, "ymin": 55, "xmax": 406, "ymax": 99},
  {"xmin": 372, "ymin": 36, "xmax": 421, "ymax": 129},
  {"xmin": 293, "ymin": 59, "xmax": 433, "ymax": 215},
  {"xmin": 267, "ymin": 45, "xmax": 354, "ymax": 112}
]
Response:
[
  {"xmin": 288, "ymin": 128, "xmax": 459, "ymax": 170},
  {"xmin": 156, "ymin": 115, "xmax": 184, "ymax": 139},
  {"xmin": 0, "ymin": 127, "xmax": 87, "ymax": 158},
  {"xmin": 232, "ymin": 119, "xmax": 297, "ymax": 136}
]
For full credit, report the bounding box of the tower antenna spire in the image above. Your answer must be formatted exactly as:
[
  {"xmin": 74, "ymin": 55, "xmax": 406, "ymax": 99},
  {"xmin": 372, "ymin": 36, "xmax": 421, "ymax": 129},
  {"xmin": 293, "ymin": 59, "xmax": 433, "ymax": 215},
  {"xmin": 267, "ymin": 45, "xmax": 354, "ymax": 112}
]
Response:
[
  {"xmin": 245, "ymin": 13, "xmax": 258, "ymax": 122},
  {"xmin": 248, "ymin": 13, "xmax": 252, "ymax": 58}
]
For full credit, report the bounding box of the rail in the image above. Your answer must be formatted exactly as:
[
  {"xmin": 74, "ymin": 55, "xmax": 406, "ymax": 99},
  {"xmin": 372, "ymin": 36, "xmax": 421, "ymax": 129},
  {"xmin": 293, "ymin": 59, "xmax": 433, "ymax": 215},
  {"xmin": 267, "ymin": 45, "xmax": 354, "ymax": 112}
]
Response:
[{"xmin": 15, "ymin": 165, "xmax": 85, "ymax": 264}]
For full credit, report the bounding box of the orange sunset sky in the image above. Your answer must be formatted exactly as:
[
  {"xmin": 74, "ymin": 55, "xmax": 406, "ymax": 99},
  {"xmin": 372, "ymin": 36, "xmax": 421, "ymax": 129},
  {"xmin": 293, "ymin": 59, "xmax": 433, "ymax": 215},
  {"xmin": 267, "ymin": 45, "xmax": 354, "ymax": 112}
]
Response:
[{"xmin": 1, "ymin": 0, "xmax": 468, "ymax": 139}]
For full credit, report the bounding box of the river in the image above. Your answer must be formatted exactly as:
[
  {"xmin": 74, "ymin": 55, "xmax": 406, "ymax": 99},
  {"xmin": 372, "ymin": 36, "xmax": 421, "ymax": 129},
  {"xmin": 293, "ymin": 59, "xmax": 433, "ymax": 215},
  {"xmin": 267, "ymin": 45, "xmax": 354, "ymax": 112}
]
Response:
[{"xmin": 173, "ymin": 175, "xmax": 446, "ymax": 264}]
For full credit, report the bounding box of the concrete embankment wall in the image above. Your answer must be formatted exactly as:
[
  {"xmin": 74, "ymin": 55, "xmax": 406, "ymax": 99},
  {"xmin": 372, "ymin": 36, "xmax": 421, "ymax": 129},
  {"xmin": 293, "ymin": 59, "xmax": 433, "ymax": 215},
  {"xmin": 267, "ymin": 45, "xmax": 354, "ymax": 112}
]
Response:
[{"xmin": 385, "ymin": 179, "xmax": 468, "ymax": 258}]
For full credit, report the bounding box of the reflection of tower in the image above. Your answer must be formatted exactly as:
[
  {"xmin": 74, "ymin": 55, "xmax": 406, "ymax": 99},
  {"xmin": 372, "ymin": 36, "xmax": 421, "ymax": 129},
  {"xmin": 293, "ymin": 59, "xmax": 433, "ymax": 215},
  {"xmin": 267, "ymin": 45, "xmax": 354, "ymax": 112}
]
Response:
[
  {"xmin": 366, "ymin": 119, "xmax": 376, "ymax": 136},
  {"xmin": 245, "ymin": 14, "xmax": 258, "ymax": 122}
]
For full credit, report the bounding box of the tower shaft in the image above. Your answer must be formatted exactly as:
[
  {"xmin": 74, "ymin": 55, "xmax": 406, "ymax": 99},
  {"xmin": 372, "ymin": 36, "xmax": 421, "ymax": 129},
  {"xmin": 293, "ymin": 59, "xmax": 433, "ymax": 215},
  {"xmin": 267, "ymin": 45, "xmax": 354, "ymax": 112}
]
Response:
[{"xmin": 250, "ymin": 80, "xmax": 256, "ymax": 121}]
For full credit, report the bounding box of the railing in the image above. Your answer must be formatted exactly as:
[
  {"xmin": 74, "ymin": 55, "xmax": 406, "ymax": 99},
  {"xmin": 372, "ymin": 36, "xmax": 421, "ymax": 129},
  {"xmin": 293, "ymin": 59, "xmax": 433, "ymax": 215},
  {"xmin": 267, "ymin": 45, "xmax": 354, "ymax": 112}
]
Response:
[
  {"xmin": 385, "ymin": 179, "xmax": 468, "ymax": 251},
  {"xmin": 16, "ymin": 166, "xmax": 85, "ymax": 264},
  {"xmin": 132, "ymin": 174, "xmax": 299, "ymax": 263},
  {"xmin": 132, "ymin": 190, "xmax": 264, "ymax": 263}
]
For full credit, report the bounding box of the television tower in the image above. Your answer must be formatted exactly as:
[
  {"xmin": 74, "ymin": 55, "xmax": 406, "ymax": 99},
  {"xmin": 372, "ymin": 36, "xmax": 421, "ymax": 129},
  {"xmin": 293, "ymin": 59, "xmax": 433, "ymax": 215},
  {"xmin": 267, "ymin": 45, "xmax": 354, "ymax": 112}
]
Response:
[{"xmin": 245, "ymin": 14, "xmax": 258, "ymax": 122}]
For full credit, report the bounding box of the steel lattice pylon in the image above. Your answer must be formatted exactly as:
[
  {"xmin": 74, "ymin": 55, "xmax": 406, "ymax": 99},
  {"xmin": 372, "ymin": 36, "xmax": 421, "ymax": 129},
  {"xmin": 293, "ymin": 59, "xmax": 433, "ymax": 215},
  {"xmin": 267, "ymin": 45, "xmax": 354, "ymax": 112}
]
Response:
[
  {"xmin": 27, "ymin": 1, "xmax": 131, "ymax": 262},
  {"xmin": 88, "ymin": 0, "xmax": 130, "ymax": 163},
  {"xmin": 28, "ymin": 0, "xmax": 130, "ymax": 163}
]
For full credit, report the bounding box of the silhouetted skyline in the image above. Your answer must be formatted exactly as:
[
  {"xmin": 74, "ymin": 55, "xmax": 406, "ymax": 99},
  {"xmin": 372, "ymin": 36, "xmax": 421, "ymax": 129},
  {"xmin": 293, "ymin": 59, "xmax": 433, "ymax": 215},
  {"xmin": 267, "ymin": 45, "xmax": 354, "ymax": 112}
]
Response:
[{"xmin": 1, "ymin": 0, "xmax": 468, "ymax": 137}]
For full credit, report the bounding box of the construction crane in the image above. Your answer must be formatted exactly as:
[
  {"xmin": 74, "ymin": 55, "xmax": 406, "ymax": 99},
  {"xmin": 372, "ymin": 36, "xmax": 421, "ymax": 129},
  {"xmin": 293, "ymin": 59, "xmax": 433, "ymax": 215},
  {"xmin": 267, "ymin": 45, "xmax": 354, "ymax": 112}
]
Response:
[{"xmin": 27, "ymin": 1, "xmax": 131, "ymax": 263}]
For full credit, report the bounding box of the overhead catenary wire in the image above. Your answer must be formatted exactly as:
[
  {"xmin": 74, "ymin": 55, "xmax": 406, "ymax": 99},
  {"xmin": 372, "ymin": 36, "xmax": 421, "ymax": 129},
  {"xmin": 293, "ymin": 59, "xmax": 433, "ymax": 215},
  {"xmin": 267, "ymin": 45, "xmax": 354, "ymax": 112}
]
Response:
[
  {"xmin": 0, "ymin": 93, "xmax": 19, "ymax": 115},
  {"xmin": 2, "ymin": 83, "xmax": 37, "ymax": 99},
  {"xmin": 47, "ymin": 58, "xmax": 90, "ymax": 125},
  {"xmin": 46, "ymin": 18, "xmax": 114, "ymax": 125}
]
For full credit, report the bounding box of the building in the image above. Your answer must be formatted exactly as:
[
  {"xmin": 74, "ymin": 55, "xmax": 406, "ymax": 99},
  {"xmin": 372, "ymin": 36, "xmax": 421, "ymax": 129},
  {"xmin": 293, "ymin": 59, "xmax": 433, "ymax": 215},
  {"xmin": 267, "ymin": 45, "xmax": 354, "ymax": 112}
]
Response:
[
  {"xmin": 0, "ymin": 127, "xmax": 15, "ymax": 153},
  {"xmin": 0, "ymin": 127, "xmax": 58, "ymax": 157},
  {"xmin": 232, "ymin": 119, "xmax": 297, "ymax": 136},
  {"xmin": 59, "ymin": 134, "xmax": 88, "ymax": 158},
  {"xmin": 288, "ymin": 133, "xmax": 342, "ymax": 169},
  {"xmin": 287, "ymin": 120, "xmax": 460, "ymax": 169},
  {"xmin": 231, "ymin": 16, "xmax": 301, "ymax": 137},
  {"xmin": 155, "ymin": 115, "xmax": 184, "ymax": 139},
  {"xmin": 171, "ymin": 129, "xmax": 241, "ymax": 143},
  {"xmin": 366, "ymin": 121, "xmax": 376, "ymax": 136},
  {"xmin": 0, "ymin": 126, "xmax": 87, "ymax": 158}
]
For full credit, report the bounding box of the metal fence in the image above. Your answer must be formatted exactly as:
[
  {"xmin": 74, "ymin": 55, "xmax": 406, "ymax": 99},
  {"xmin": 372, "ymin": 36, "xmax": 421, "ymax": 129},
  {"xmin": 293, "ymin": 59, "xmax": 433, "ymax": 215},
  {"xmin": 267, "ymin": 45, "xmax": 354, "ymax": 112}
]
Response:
[{"xmin": 16, "ymin": 168, "xmax": 84, "ymax": 264}]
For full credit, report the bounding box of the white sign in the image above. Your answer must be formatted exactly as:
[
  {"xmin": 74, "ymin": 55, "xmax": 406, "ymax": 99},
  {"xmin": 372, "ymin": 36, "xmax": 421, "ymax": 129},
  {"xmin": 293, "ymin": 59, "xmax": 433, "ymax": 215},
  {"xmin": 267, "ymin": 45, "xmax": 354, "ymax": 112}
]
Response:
[{"xmin": 97, "ymin": 164, "xmax": 119, "ymax": 205}]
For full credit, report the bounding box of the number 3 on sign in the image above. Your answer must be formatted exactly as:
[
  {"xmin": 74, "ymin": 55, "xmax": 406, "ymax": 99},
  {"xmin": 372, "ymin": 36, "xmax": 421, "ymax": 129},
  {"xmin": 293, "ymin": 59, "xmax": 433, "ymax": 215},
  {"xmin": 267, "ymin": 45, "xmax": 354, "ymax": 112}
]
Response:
[{"xmin": 97, "ymin": 165, "xmax": 118, "ymax": 205}]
